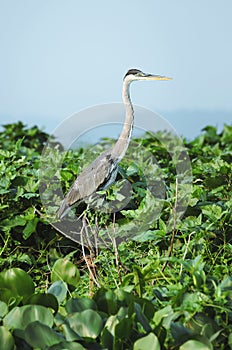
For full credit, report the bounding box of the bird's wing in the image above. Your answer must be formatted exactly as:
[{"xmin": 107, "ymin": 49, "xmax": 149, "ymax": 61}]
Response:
[
  {"xmin": 67, "ymin": 151, "xmax": 116, "ymax": 204},
  {"xmin": 57, "ymin": 149, "xmax": 117, "ymax": 219}
]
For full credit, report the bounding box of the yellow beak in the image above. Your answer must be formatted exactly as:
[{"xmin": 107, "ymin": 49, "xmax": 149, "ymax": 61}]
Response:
[{"xmin": 145, "ymin": 74, "xmax": 172, "ymax": 81}]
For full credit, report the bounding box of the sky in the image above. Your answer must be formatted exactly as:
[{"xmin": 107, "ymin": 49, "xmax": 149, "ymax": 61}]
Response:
[{"xmin": 0, "ymin": 0, "xmax": 232, "ymax": 140}]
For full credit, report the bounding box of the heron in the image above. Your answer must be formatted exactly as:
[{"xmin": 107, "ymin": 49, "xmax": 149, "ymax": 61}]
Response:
[{"xmin": 57, "ymin": 69, "xmax": 171, "ymax": 219}]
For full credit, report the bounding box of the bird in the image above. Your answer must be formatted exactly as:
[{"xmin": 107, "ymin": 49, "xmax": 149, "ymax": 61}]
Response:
[{"xmin": 57, "ymin": 69, "xmax": 171, "ymax": 220}]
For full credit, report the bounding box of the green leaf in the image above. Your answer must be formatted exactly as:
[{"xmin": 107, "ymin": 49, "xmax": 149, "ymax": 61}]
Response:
[
  {"xmin": 171, "ymin": 322, "xmax": 192, "ymax": 343},
  {"xmin": 48, "ymin": 281, "xmax": 68, "ymax": 304},
  {"xmin": 180, "ymin": 339, "xmax": 211, "ymax": 350},
  {"xmin": 61, "ymin": 323, "xmax": 82, "ymax": 342},
  {"xmin": 23, "ymin": 321, "xmax": 63, "ymax": 349},
  {"xmin": 1, "ymin": 215, "xmax": 26, "ymax": 229},
  {"xmin": 0, "ymin": 326, "xmax": 15, "ymax": 350},
  {"xmin": 0, "ymin": 288, "xmax": 21, "ymax": 308},
  {"xmin": 0, "ymin": 268, "xmax": 34, "ymax": 305},
  {"xmin": 101, "ymin": 326, "xmax": 114, "ymax": 350},
  {"xmin": 133, "ymin": 332, "xmax": 160, "ymax": 350},
  {"xmin": 134, "ymin": 302, "xmax": 152, "ymax": 332},
  {"xmin": 94, "ymin": 288, "xmax": 118, "ymax": 315},
  {"xmin": 0, "ymin": 301, "xmax": 8, "ymax": 319},
  {"xmin": 221, "ymin": 124, "xmax": 232, "ymax": 144},
  {"xmin": 132, "ymin": 266, "xmax": 145, "ymax": 297},
  {"xmin": 202, "ymin": 125, "xmax": 219, "ymax": 143},
  {"xmin": 3, "ymin": 304, "xmax": 54, "ymax": 330},
  {"xmin": 228, "ymin": 333, "xmax": 232, "ymax": 349},
  {"xmin": 67, "ymin": 309, "xmax": 103, "ymax": 339},
  {"xmin": 51, "ymin": 258, "xmax": 80, "ymax": 289},
  {"xmin": 102, "ymin": 314, "xmax": 120, "ymax": 346},
  {"xmin": 153, "ymin": 305, "xmax": 174, "ymax": 327},
  {"xmin": 60, "ymin": 169, "xmax": 74, "ymax": 181},
  {"xmin": 115, "ymin": 316, "xmax": 132, "ymax": 339},
  {"xmin": 187, "ymin": 314, "xmax": 219, "ymax": 342},
  {"xmin": 202, "ymin": 204, "xmax": 224, "ymax": 221},
  {"xmin": 49, "ymin": 342, "xmax": 85, "ymax": 350},
  {"xmin": 114, "ymin": 288, "xmax": 134, "ymax": 306},
  {"xmin": 133, "ymin": 229, "xmax": 165, "ymax": 243},
  {"xmin": 65, "ymin": 297, "xmax": 97, "ymax": 313},
  {"xmin": 219, "ymin": 276, "xmax": 232, "ymax": 296},
  {"xmin": 22, "ymin": 217, "xmax": 39, "ymax": 239},
  {"xmin": 25, "ymin": 293, "xmax": 59, "ymax": 313}
]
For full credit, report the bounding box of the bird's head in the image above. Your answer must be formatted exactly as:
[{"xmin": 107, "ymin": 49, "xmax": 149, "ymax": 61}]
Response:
[{"xmin": 124, "ymin": 68, "xmax": 172, "ymax": 82}]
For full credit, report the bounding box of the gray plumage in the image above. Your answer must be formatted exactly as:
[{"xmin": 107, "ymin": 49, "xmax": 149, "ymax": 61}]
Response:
[{"xmin": 57, "ymin": 69, "xmax": 171, "ymax": 219}]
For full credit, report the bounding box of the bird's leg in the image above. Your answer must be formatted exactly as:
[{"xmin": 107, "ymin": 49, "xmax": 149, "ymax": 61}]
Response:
[{"xmin": 80, "ymin": 217, "xmax": 100, "ymax": 294}]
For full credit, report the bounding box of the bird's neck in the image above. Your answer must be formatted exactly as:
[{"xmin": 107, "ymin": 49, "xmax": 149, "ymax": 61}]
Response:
[{"xmin": 111, "ymin": 79, "xmax": 134, "ymax": 161}]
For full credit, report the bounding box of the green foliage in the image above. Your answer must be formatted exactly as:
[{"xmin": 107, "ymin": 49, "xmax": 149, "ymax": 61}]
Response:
[
  {"xmin": 0, "ymin": 267, "xmax": 35, "ymax": 307},
  {"xmin": 51, "ymin": 258, "xmax": 80, "ymax": 290},
  {"xmin": 0, "ymin": 121, "xmax": 232, "ymax": 348},
  {"xmin": 0, "ymin": 122, "xmax": 80, "ymax": 282},
  {"xmin": 133, "ymin": 333, "xmax": 160, "ymax": 350},
  {"xmin": 0, "ymin": 326, "xmax": 15, "ymax": 350},
  {"xmin": 1, "ymin": 269, "xmax": 232, "ymax": 349}
]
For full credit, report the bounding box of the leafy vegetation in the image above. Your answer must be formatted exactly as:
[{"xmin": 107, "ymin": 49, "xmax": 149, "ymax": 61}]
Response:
[{"xmin": 0, "ymin": 121, "xmax": 232, "ymax": 349}]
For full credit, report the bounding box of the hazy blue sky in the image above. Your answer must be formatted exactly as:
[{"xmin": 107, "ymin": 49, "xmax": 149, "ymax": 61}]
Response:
[{"xmin": 0, "ymin": 0, "xmax": 232, "ymax": 139}]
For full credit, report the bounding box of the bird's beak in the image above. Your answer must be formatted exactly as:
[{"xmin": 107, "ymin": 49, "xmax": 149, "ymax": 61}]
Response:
[{"xmin": 144, "ymin": 74, "xmax": 172, "ymax": 81}]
